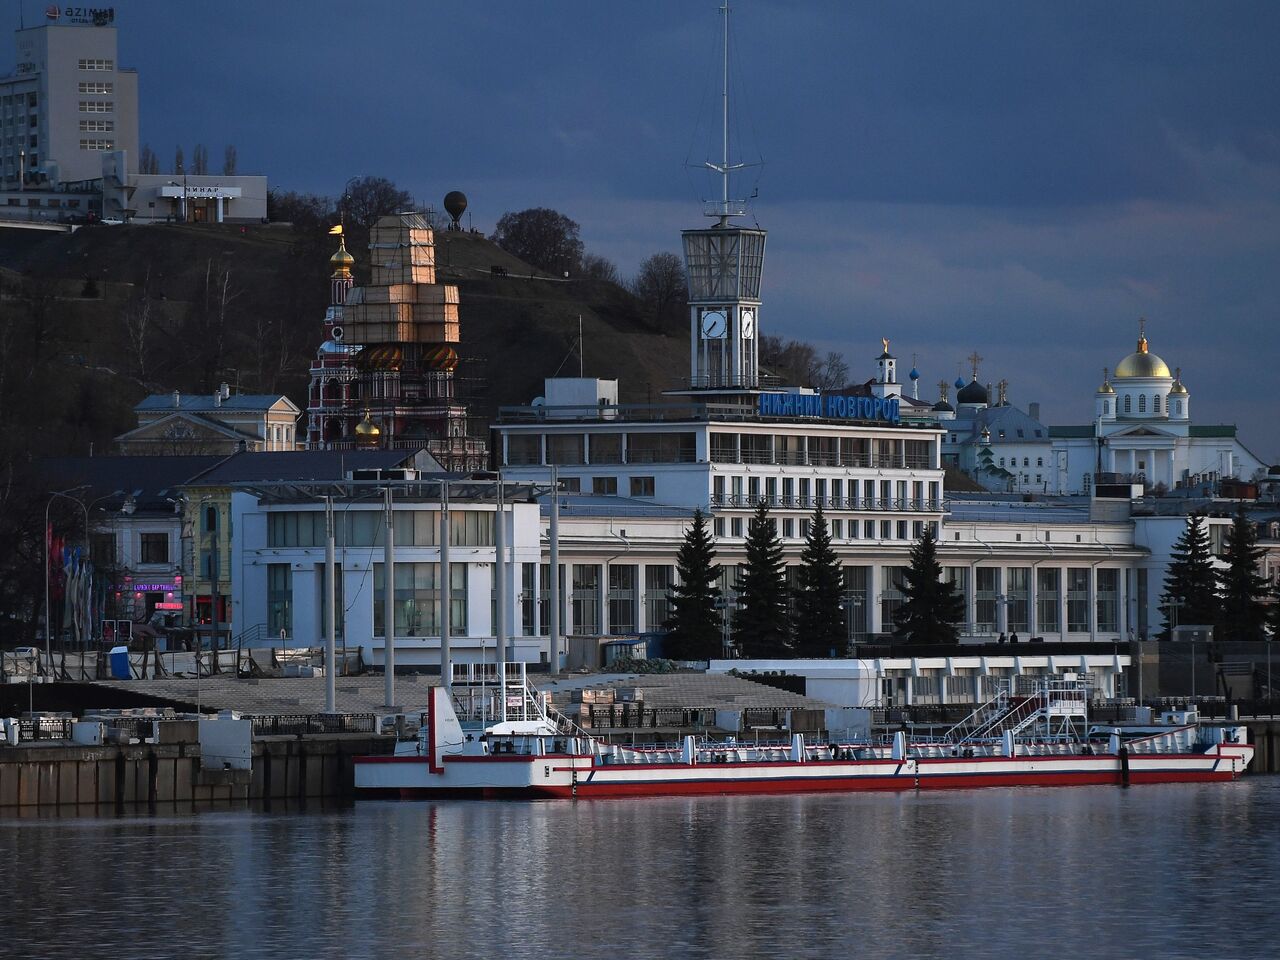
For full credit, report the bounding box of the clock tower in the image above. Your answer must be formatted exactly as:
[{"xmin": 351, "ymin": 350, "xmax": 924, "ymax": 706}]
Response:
[{"xmin": 681, "ymin": 3, "xmax": 765, "ymax": 392}]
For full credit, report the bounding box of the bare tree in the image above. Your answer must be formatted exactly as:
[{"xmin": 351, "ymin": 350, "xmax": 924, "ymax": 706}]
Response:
[
  {"xmin": 343, "ymin": 176, "xmax": 413, "ymax": 231},
  {"xmin": 139, "ymin": 144, "xmax": 159, "ymax": 175},
  {"xmin": 580, "ymin": 253, "xmax": 619, "ymax": 283},
  {"xmin": 191, "ymin": 144, "xmax": 209, "ymax": 176},
  {"xmin": 222, "ymin": 144, "xmax": 237, "ymax": 177},
  {"xmin": 760, "ymin": 335, "xmax": 846, "ymax": 389},
  {"xmin": 630, "ymin": 251, "xmax": 688, "ymax": 330},
  {"xmin": 491, "ymin": 208, "xmax": 584, "ymax": 275},
  {"xmin": 813, "ymin": 351, "xmax": 850, "ymax": 390},
  {"xmin": 173, "ymin": 145, "xmax": 185, "ymax": 175}
]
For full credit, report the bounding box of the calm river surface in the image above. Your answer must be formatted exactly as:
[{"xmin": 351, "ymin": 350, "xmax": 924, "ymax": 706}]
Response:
[{"xmin": 3, "ymin": 779, "xmax": 1277, "ymax": 960}]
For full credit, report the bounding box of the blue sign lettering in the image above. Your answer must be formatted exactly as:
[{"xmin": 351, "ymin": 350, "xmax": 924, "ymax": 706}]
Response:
[{"xmin": 756, "ymin": 392, "xmax": 901, "ymax": 424}]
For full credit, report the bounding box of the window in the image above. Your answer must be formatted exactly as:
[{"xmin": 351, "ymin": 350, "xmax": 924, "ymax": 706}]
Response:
[
  {"xmin": 1067, "ymin": 568, "xmax": 1090, "ymax": 632},
  {"xmin": 731, "ymin": 517, "xmax": 743, "ymax": 537},
  {"xmin": 896, "ymin": 520, "xmax": 908, "ymax": 540},
  {"xmin": 79, "ymin": 100, "xmax": 113, "ymax": 113},
  {"xmin": 1023, "ymin": 458, "xmax": 1029, "ymax": 467},
  {"xmin": 1153, "ymin": 394, "xmax": 1161, "ymax": 413},
  {"xmin": 267, "ymin": 565, "xmax": 292, "ymax": 637},
  {"xmin": 559, "ymin": 476, "xmax": 581, "ymax": 493},
  {"xmin": 975, "ymin": 568, "xmax": 999, "ymax": 634},
  {"xmin": 713, "ymin": 517, "xmax": 725, "ymax": 537},
  {"xmin": 1124, "ymin": 396, "xmax": 1131, "ymax": 413},
  {"xmin": 783, "ymin": 518, "xmax": 795, "ymax": 538},
  {"xmin": 79, "ymin": 119, "xmax": 113, "ymax": 132},
  {"xmin": 139, "ymin": 533, "xmax": 168, "ymax": 564},
  {"xmin": 1037, "ymin": 569, "xmax": 1060, "ymax": 633},
  {"xmin": 1016, "ymin": 429, "xmax": 1024, "ymax": 438},
  {"xmin": 880, "ymin": 520, "xmax": 892, "ymax": 540},
  {"xmin": 644, "ymin": 565, "xmax": 674, "ymax": 631},
  {"xmin": 79, "ymin": 139, "xmax": 115, "ymax": 150},
  {"xmin": 571, "ymin": 564, "xmax": 600, "ymax": 635},
  {"xmin": 1138, "ymin": 395, "xmax": 1146, "ymax": 413},
  {"xmin": 373, "ymin": 562, "xmax": 466, "ymax": 637},
  {"xmin": 800, "ymin": 518, "xmax": 811, "ymax": 538},
  {"xmin": 747, "ymin": 476, "xmax": 760, "ymax": 503},
  {"xmin": 1096, "ymin": 569, "xmax": 1119, "ymax": 632},
  {"xmin": 880, "ymin": 566, "xmax": 908, "ymax": 631},
  {"xmin": 592, "ymin": 476, "xmax": 617, "ymax": 496},
  {"xmin": 77, "ymin": 59, "xmax": 115, "ymax": 70},
  {"xmin": 1036, "ymin": 457, "xmax": 1043, "ymax": 467},
  {"xmin": 589, "ymin": 433, "xmax": 623, "ymax": 464},
  {"xmin": 864, "ymin": 520, "xmax": 875, "ymax": 539},
  {"xmin": 77, "ymin": 82, "xmax": 114, "ymax": 95},
  {"xmin": 1007, "ymin": 568, "xmax": 1030, "ymax": 633},
  {"xmin": 607, "ymin": 565, "xmax": 636, "ymax": 634},
  {"xmin": 998, "ymin": 458, "xmax": 1005, "ymax": 467},
  {"xmin": 547, "ymin": 434, "xmax": 585, "ymax": 465}
]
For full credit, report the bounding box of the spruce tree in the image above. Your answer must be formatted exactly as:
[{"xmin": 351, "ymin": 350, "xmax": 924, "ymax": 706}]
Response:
[
  {"xmin": 733, "ymin": 502, "xmax": 791, "ymax": 658},
  {"xmin": 894, "ymin": 526, "xmax": 965, "ymax": 644},
  {"xmin": 663, "ymin": 509, "xmax": 722, "ymax": 660},
  {"xmin": 1217, "ymin": 508, "xmax": 1269, "ymax": 642},
  {"xmin": 1159, "ymin": 512, "xmax": 1218, "ymax": 638},
  {"xmin": 793, "ymin": 504, "xmax": 846, "ymax": 657}
]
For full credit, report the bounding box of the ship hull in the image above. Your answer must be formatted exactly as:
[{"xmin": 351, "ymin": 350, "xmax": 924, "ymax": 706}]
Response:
[{"xmin": 354, "ymin": 747, "xmax": 1251, "ymax": 801}]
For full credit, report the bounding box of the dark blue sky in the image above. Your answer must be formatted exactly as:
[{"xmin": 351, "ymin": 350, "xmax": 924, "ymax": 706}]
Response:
[{"xmin": 19, "ymin": 1, "xmax": 1280, "ymax": 458}]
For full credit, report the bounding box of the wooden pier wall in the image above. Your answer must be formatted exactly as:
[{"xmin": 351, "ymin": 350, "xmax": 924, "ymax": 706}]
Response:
[{"xmin": 0, "ymin": 735, "xmax": 395, "ymax": 811}]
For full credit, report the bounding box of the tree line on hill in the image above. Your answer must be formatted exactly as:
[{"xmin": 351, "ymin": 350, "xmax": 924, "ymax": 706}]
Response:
[{"xmin": 662, "ymin": 506, "xmax": 965, "ymax": 661}]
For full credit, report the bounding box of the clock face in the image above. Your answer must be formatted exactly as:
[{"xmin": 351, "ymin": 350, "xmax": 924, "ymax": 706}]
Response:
[
  {"xmin": 740, "ymin": 308, "xmax": 755, "ymax": 339},
  {"xmin": 701, "ymin": 310, "xmax": 727, "ymax": 339}
]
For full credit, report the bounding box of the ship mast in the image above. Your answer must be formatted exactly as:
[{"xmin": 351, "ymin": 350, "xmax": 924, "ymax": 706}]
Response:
[{"xmin": 705, "ymin": 2, "xmax": 747, "ymax": 226}]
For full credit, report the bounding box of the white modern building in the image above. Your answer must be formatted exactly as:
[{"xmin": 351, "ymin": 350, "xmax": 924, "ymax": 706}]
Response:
[
  {"xmin": 0, "ymin": 15, "xmax": 138, "ymax": 190},
  {"xmin": 230, "ymin": 477, "xmax": 546, "ymax": 669}
]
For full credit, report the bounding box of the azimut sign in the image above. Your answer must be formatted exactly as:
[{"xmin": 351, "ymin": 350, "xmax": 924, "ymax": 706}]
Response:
[{"xmin": 757, "ymin": 392, "xmax": 901, "ymax": 425}]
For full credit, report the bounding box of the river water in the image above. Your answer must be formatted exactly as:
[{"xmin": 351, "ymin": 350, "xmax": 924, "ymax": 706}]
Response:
[{"xmin": 3, "ymin": 779, "xmax": 1276, "ymax": 960}]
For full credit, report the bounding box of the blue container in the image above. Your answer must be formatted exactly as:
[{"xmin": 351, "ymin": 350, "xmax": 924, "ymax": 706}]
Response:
[{"xmin": 109, "ymin": 645, "xmax": 131, "ymax": 680}]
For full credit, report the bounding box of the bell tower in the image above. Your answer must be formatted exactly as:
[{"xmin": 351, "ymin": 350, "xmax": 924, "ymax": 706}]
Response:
[{"xmin": 682, "ymin": 2, "xmax": 765, "ymax": 392}]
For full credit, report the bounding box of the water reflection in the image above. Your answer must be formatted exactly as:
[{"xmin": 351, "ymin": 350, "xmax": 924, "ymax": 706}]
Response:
[{"xmin": 2, "ymin": 781, "xmax": 1275, "ymax": 960}]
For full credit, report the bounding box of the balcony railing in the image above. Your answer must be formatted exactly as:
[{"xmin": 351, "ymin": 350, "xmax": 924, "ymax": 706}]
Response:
[{"xmin": 710, "ymin": 494, "xmax": 944, "ymax": 513}]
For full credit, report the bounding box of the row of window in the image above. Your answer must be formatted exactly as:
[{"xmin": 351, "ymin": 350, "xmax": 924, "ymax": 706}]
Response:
[
  {"xmin": 79, "ymin": 139, "xmax": 114, "ymax": 151},
  {"xmin": 1102, "ymin": 395, "xmax": 1186, "ymax": 416},
  {"xmin": 264, "ymin": 558, "xmax": 1130, "ymax": 641},
  {"xmin": 3, "ymin": 197, "xmax": 82, "ymax": 208},
  {"xmin": 0, "ymin": 94, "xmax": 38, "ymax": 107},
  {"xmin": 77, "ymin": 82, "xmax": 113, "ymax": 95},
  {"xmin": 80, "ymin": 100, "xmax": 113, "ymax": 113},
  {"xmin": 714, "ymin": 475, "xmax": 941, "ymax": 509},
  {"xmin": 79, "ymin": 119, "xmax": 113, "ymax": 132},
  {"xmin": 576, "ymin": 476, "xmax": 655, "ymax": 497},
  {"xmin": 77, "ymin": 59, "xmax": 115, "ymax": 71},
  {"xmin": 999, "ymin": 456, "xmax": 1044, "ymax": 468},
  {"xmin": 267, "ymin": 509, "xmax": 495, "ymax": 549},
  {"xmin": 712, "ymin": 516, "xmax": 936, "ymax": 542}
]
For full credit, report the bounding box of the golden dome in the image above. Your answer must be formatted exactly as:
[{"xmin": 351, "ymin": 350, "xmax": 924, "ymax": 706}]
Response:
[
  {"xmin": 1170, "ymin": 367, "xmax": 1188, "ymax": 395},
  {"xmin": 1097, "ymin": 368, "xmax": 1115, "ymax": 394},
  {"xmin": 329, "ymin": 239, "xmax": 355, "ymax": 277},
  {"xmin": 353, "ymin": 411, "xmax": 381, "ymax": 446},
  {"xmin": 1114, "ymin": 332, "xmax": 1171, "ymax": 379}
]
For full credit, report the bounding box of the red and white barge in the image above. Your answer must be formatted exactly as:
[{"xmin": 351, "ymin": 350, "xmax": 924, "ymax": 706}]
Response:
[{"xmin": 354, "ymin": 669, "xmax": 1253, "ymax": 800}]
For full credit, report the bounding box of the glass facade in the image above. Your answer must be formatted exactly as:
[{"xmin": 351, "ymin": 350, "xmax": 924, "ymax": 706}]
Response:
[
  {"xmin": 373, "ymin": 563, "xmax": 467, "ymax": 637},
  {"xmin": 1036, "ymin": 568, "xmax": 1060, "ymax": 633}
]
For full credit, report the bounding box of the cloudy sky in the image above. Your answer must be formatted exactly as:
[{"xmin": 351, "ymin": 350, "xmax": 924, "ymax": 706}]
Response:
[{"xmin": 20, "ymin": 1, "xmax": 1280, "ymax": 458}]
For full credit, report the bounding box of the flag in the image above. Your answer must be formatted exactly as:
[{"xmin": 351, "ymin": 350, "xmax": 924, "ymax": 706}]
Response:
[{"xmin": 328, "ymin": 224, "xmax": 343, "ymax": 235}]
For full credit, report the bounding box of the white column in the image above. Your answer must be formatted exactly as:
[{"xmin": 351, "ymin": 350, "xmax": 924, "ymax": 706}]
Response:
[
  {"xmin": 1088, "ymin": 566, "xmax": 1098, "ymax": 642},
  {"xmin": 868, "ymin": 565, "xmax": 882, "ymax": 635},
  {"xmin": 215, "ymin": 195, "xmax": 225, "ymax": 223},
  {"xmin": 1059, "ymin": 566, "xmax": 1069, "ymax": 637}
]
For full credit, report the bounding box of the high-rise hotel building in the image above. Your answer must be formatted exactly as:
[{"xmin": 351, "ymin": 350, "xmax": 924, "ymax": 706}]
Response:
[{"xmin": 0, "ymin": 16, "xmax": 138, "ymax": 189}]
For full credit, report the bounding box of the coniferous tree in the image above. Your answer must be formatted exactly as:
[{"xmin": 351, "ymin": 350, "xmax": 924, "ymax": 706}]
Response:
[
  {"xmin": 734, "ymin": 502, "xmax": 791, "ymax": 658},
  {"xmin": 1217, "ymin": 508, "xmax": 1269, "ymax": 642},
  {"xmin": 793, "ymin": 504, "xmax": 846, "ymax": 657},
  {"xmin": 1159, "ymin": 512, "xmax": 1218, "ymax": 638},
  {"xmin": 663, "ymin": 509, "xmax": 721, "ymax": 660},
  {"xmin": 894, "ymin": 527, "xmax": 965, "ymax": 644}
]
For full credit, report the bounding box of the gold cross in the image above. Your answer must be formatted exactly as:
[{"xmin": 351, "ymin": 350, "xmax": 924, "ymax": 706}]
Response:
[{"xmin": 967, "ymin": 351, "xmax": 983, "ymax": 380}]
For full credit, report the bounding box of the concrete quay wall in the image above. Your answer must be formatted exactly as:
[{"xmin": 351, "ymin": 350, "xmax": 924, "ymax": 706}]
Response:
[{"xmin": 0, "ymin": 735, "xmax": 395, "ymax": 811}]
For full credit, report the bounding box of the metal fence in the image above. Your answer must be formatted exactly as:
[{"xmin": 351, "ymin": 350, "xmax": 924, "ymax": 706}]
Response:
[{"xmin": 247, "ymin": 713, "xmax": 377, "ymax": 736}]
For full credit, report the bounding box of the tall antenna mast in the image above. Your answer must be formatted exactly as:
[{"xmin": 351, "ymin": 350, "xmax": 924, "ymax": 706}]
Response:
[{"xmin": 704, "ymin": 3, "xmax": 747, "ymax": 226}]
